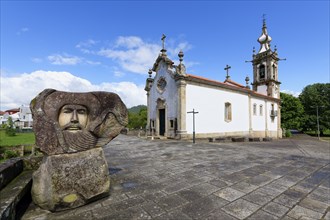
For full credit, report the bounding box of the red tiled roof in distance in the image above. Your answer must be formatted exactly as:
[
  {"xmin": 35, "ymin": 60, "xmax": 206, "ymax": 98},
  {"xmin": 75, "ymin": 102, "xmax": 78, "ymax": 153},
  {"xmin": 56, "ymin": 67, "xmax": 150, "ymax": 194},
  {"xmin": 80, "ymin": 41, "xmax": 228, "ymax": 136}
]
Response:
[
  {"xmin": 224, "ymin": 79, "xmax": 246, "ymax": 88},
  {"xmin": 186, "ymin": 74, "xmax": 280, "ymax": 101}
]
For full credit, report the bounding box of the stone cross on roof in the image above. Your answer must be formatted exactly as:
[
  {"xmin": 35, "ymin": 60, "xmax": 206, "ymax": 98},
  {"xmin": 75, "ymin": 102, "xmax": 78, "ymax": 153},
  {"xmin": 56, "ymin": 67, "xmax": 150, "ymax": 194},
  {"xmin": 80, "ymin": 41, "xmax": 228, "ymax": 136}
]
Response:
[
  {"xmin": 224, "ymin": 64, "xmax": 231, "ymax": 80},
  {"xmin": 161, "ymin": 34, "xmax": 167, "ymax": 54}
]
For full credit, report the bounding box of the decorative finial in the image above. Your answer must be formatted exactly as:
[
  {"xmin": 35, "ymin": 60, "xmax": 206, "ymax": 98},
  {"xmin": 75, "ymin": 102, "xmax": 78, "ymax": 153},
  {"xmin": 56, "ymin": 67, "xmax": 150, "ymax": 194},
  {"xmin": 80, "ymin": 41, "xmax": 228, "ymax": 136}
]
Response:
[
  {"xmin": 262, "ymin": 14, "xmax": 266, "ymax": 28},
  {"xmin": 245, "ymin": 76, "xmax": 250, "ymax": 89},
  {"xmin": 274, "ymin": 45, "xmax": 277, "ymax": 52},
  {"xmin": 161, "ymin": 34, "xmax": 167, "ymax": 54},
  {"xmin": 224, "ymin": 64, "xmax": 231, "ymax": 80},
  {"xmin": 257, "ymin": 15, "xmax": 272, "ymax": 53},
  {"xmin": 148, "ymin": 69, "xmax": 152, "ymax": 78},
  {"xmin": 178, "ymin": 50, "xmax": 184, "ymax": 64},
  {"xmin": 253, "ymin": 47, "xmax": 256, "ymax": 55}
]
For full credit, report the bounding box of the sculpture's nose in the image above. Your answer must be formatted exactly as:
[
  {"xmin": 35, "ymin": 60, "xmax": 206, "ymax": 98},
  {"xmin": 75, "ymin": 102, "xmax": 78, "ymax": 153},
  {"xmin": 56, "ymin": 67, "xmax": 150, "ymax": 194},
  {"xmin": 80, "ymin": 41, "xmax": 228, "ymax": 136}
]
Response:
[{"xmin": 71, "ymin": 110, "xmax": 79, "ymax": 123}]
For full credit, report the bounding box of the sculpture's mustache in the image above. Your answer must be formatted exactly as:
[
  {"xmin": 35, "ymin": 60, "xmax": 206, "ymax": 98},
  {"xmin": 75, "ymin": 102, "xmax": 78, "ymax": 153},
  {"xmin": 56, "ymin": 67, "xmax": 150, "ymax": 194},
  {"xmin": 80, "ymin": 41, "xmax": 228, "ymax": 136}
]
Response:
[{"xmin": 63, "ymin": 123, "xmax": 83, "ymax": 131}]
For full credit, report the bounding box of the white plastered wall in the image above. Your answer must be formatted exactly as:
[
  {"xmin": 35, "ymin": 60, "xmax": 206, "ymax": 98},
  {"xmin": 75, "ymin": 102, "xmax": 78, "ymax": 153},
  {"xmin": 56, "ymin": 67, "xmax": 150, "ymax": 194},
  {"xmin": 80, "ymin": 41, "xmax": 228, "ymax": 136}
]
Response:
[
  {"xmin": 267, "ymin": 101, "xmax": 279, "ymax": 131},
  {"xmin": 251, "ymin": 98, "xmax": 266, "ymax": 131},
  {"xmin": 186, "ymin": 84, "xmax": 249, "ymax": 134}
]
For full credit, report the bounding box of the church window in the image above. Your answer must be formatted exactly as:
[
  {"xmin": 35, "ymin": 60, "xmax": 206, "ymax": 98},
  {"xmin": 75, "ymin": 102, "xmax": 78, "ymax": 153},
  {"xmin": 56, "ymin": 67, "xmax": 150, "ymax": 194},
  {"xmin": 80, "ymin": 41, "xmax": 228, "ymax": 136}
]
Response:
[
  {"xmin": 253, "ymin": 104, "xmax": 257, "ymax": 115},
  {"xmin": 225, "ymin": 102, "xmax": 232, "ymax": 122},
  {"xmin": 272, "ymin": 64, "xmax": 277, "ymax": 79},
  {"xmin": 259, "ymin": 105, "xmax": 263, "ymax": 116},
  {"xmin": 270, "ymin": 104, "xmax": 275, "ymax": 122},
  {"xmin": 259, "ymin": 64, "xmax": 265, "ymax": 80},
  {"xmin": 170, "ymin": 120, "xmax": 174, "ymax": 128}
]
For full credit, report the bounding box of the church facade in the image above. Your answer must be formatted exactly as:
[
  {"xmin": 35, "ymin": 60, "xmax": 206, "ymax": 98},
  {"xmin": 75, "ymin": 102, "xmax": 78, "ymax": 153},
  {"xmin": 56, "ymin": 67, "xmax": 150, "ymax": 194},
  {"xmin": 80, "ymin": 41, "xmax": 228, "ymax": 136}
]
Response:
[{"xmin": 145, "ymin": 20, "xmax": 283, "ymax": 140}]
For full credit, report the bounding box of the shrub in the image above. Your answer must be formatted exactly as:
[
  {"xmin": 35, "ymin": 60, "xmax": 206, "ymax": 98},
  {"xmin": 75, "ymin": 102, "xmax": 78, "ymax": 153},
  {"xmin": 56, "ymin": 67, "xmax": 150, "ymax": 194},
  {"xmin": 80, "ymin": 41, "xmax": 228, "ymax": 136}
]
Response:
[
  {"xmin": 4, "ymin": 150, "xmax": 18, "ymax": 159},
  {"xmin": 5, "ymin": 117, "xmax": 16, "ymax": 136},
  {"xmin": 285, "ymin": 129, "xmax": 292, "ymax": 137}
]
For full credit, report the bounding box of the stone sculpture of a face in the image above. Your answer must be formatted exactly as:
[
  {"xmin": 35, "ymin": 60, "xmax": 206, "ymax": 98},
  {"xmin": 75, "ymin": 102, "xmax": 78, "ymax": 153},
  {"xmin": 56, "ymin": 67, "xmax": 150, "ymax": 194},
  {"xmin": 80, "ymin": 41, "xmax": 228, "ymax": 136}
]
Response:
[
  {"xmin": 58, "ymin": 104, "xmax": 89, "ymax": 132},
  {"xmin": 30, "ymin": 89, "xmax": 128, "ymax": 155}
]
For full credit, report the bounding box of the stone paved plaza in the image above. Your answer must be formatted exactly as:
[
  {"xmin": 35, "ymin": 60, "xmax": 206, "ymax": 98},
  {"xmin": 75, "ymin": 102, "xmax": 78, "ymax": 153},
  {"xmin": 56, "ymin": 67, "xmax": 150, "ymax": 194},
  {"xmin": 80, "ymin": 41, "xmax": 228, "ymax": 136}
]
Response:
[{"xmin": 23, "ymin": 134, "xmax": 329, "ymax": 219}]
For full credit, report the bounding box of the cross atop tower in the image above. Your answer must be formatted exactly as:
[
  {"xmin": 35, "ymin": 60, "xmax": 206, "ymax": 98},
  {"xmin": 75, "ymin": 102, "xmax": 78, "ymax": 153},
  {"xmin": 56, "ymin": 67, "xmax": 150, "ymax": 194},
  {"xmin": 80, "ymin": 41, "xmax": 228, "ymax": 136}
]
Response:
[
  {"xmin": 161, "ymin": 34, "xmax": 167, "ymax": 54},
  {"xmin": 224, "ymin": 64, "xmax": 231, "ymax": 80},
  {"xmin": 161, "ymin": 34, "xmax": 166, "ymax": 49},
  {"xmin": 262, "ymin": 14, "xmax": 266, "ymax": 27}
]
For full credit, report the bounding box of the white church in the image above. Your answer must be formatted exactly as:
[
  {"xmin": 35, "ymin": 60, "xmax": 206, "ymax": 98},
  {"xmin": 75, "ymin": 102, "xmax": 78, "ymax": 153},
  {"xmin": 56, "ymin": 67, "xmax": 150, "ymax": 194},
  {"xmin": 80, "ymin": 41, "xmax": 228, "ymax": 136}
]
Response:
[{"xmin": 145, "ymin": 19, "xmax": 283, "ymax": 140}]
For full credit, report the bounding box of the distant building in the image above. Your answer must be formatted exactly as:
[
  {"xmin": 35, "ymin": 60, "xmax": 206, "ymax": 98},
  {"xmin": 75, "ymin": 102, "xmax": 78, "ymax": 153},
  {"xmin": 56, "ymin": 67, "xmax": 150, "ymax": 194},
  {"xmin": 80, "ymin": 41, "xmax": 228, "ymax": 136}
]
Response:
[
  {"xmin": 1, "ymin": 105, "xmax": 33, "ymax": 129},
  {"xmin": 145, "ymin": 19, "xmax": 283, "ymax": 139}
]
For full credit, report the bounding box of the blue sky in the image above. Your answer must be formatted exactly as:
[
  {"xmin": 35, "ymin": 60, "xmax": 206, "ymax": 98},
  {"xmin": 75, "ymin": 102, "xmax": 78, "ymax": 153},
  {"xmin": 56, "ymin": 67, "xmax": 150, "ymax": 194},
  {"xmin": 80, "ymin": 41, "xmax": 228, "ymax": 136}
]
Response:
[{"xmin": 1, "ymin": 1, "xmax": 329, "ymax": 110}]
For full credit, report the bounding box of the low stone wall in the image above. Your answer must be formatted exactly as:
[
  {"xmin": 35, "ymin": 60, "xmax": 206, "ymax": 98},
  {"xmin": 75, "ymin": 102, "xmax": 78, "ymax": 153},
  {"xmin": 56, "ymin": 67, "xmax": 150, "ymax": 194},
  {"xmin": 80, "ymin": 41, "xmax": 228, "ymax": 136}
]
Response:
[{"xmin": 126, "ymin": 129, "xmax": 147, "ymax": 137}]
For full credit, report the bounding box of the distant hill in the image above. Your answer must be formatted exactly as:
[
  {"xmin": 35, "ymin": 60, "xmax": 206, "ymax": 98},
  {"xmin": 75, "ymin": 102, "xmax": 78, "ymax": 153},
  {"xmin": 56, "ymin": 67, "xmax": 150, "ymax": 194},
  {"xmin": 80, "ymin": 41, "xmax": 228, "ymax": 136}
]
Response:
[{"xmin": 128, "ymin": 105, "xmax": 147, "ymax": 114}]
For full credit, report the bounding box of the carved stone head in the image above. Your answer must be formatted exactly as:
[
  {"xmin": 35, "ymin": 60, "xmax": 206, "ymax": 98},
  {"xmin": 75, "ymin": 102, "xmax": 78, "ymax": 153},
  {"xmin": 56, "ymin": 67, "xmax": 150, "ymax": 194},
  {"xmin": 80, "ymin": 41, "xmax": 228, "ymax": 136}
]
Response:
[{"xmin": 30, "ymin": 89, "xmax": 128, "ymax": 155}]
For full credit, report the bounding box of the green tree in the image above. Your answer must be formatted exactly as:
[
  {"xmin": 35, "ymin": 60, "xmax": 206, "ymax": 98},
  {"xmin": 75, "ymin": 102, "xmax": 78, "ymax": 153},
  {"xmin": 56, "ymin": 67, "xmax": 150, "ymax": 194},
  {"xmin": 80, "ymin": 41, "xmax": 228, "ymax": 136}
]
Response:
[
  {"xmin": 127, "ymin": 106, "xmax": 147, "ymax": 129},
  {"xmin": 5, "ymin": 116, "xmax": 16, "ymax": 136},
  {"xmin": 299, "ymin": 83, "xmax": 330, "ymax": 134},
  {"xmin": 280, "ymin": 92, "xmax": 305, "ymax": 130}
]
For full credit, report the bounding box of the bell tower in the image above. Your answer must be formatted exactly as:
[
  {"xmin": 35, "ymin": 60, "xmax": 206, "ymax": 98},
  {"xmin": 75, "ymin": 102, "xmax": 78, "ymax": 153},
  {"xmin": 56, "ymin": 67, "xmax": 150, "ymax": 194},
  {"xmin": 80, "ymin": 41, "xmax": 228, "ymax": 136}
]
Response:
[{"xmin": 251, "ymin": 17, "xmax": 282, "ymax": 99}]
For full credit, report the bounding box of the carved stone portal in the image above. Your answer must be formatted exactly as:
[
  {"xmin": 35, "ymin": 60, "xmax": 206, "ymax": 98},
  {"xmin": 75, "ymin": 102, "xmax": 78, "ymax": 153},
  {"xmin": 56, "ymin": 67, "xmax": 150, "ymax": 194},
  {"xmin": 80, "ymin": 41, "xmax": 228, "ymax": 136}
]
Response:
[{"xmin": 30, "ymin": 89, "xmax": 128, "ymax": 212}]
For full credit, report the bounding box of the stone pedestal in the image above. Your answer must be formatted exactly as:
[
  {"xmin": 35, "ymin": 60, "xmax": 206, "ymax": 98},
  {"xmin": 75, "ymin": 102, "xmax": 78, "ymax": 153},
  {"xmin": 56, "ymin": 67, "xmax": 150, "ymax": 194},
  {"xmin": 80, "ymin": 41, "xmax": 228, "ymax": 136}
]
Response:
[{"xmin": 31, "ymin": 148, "xmax": 110, "ymax": 212}]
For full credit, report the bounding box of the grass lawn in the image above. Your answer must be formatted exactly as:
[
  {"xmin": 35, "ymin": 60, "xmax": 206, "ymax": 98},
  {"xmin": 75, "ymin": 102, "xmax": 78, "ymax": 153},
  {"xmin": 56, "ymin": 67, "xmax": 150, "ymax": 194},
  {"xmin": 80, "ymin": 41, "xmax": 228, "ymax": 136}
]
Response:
[
  {"xmin": 305, "ymin": 129, "xmax": 330, "ymax": 142},
  {"xmin": 0, "ymin": 129, "xmax": 35, "ymax": 147}
]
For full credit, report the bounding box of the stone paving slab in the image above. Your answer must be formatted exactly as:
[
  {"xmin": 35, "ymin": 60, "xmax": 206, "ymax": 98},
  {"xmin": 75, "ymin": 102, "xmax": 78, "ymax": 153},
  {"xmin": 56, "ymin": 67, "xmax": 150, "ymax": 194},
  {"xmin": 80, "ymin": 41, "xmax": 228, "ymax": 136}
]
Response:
[{"xmin": 22, "ymin": 135, "xmax": 330, "ymax": 219}]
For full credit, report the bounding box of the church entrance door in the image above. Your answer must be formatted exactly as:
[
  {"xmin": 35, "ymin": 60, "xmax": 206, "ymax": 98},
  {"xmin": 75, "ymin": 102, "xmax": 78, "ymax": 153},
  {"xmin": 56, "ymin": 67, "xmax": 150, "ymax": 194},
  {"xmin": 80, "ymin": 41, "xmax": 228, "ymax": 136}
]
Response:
[{"xmin": 159, "ymin": 109, "xmax": 165, "ymax": 136}]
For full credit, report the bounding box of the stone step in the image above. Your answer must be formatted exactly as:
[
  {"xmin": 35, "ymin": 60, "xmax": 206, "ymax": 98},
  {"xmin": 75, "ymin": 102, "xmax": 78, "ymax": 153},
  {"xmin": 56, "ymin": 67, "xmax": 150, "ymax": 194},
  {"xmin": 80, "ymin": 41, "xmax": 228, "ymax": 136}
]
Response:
[
  {"xmin": 0, "ymin": 170, "xmax": 33, "ymax": 220},
  {"xmin": 0, "ymin": 158, "xmax": 24, "ymax": 191}
]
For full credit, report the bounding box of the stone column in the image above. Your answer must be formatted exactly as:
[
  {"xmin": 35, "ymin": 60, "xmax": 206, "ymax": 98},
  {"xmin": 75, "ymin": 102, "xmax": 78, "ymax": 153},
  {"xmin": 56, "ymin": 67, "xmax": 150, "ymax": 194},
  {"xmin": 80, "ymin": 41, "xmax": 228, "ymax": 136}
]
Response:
[{"xmin": 176, "ymin": 79, "xmax": 187, "ymax": 139}]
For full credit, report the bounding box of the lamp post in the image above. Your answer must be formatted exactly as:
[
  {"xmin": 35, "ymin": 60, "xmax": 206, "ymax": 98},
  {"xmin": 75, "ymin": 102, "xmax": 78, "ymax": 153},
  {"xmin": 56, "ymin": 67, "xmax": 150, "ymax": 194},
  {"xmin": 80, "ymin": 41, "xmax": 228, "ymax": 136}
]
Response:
[
  {"xmin": 311, "ymin": 105, "xmax": 324, "ymax": 140},
  {"xmin": 187, "ymin": 109, "xmax": 199, "ymax": 144}
]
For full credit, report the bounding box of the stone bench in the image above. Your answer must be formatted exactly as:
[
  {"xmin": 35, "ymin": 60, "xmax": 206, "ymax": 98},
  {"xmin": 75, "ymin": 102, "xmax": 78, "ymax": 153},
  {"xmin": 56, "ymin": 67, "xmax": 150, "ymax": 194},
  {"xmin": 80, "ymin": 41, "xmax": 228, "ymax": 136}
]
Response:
[
  {"xmin": 249, "ymin": 137, "xmax": 261, "ymax": 142},
  {"xmin": 231, "ymin": 137, "xmax": 246, "ymax": 142}
]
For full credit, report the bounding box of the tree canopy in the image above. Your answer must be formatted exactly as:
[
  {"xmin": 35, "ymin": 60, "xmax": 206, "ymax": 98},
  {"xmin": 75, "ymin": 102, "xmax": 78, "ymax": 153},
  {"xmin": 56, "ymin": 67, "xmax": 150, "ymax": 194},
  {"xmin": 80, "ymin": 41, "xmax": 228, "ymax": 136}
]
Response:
[
  {"xmin": 280, "ymin": 92, "xmax": 305, "ymax": 129},
  {"xmin": 299, "ymin": 83, "xmax": 330, "ymax": 133},
  {"xmin": 127, "ymin": 106, "xmax": 147, "ymax": 129}
]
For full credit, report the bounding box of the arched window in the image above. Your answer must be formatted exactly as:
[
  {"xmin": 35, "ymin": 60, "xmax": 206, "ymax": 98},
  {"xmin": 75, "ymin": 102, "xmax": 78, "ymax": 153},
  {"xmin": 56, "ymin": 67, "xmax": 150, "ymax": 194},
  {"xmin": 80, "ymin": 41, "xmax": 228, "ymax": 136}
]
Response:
[
  {"xmin": 259, "ymin": 105, "xmax": 263, "ymax": 116},
  {"xmin": 225, "ymin": 102, "xmax": 232, "ymax": 122},
  {"xmin": 259, "ymin": 64, "xmax": 265, "ymax": 80}
]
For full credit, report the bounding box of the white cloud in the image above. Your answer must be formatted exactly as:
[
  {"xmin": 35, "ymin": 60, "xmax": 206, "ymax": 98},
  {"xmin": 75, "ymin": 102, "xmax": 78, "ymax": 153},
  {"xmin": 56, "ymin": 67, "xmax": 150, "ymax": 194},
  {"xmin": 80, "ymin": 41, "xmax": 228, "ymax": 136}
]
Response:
[
  {"xmin": 31, "ymin": 57, "xmax": 43, "ymax": 63},
  {"xmin": 98, "ymin": 37, "xmax": 160, "ymax": 74},
  {"xmin": 0, "ymin": 70, "xmax": 146, "ymax": 111},
  {"xmin": 48, "ymin": 54, "xmax": 82, "ymax": 65},
  {"xmin": 281, "ymin": 89, "xmax": 301, "ymax": 97},
  {"xmin": 85, "ymin": 60, "xmax": 101, "ymax": 65},
  {"xmin": 114, "ymin": 70, "xmax": 125, "ymax": 77},
  {"xmin": 47, "ymin": 53, "xmax": 100, "ymax": 66},
  {"xmin": 76, "ymin": 39, "xmax": 98, "ymax": 54},
  {"xmin": 17, "ymin": 27, "xmax": 29, "ymax": 35},
  {"xmin": 167, "ymin": 42, "xmax": 192, "ymax": 58},
  {"xmin": 98, "ymin": 36, "xmax": 194, "ymax": 75}
]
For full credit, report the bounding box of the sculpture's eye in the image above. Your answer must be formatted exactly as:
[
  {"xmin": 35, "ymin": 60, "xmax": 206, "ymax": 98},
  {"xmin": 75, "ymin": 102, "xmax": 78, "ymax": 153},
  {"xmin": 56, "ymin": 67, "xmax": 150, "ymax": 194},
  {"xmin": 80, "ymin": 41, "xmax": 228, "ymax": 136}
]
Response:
[
  {"xmin": 63, "ymin": 108, "xmax": 73, "ymax": 114},
  {"xmin": 77, "ymin": 109, "xmax": 87, "ymax": 115}
]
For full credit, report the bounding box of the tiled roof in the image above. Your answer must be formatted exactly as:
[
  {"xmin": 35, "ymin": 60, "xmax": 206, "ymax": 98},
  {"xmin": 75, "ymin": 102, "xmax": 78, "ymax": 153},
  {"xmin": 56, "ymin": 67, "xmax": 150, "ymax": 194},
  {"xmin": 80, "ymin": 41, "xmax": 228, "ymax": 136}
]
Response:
[{"xmin": 186, "ymin": 74, "xmax": 280, "ymax": 101}]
